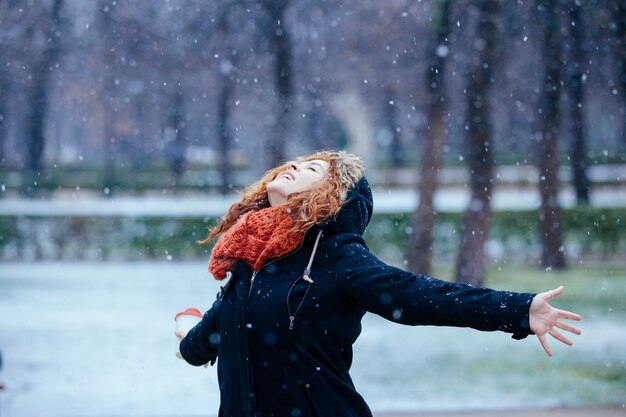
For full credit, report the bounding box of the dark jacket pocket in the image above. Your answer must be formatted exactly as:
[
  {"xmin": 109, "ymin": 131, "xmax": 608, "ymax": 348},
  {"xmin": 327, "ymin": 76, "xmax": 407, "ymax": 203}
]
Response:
[{"xmin": 304, "ymin": 369, "xmax": 361, "ymax": 417}]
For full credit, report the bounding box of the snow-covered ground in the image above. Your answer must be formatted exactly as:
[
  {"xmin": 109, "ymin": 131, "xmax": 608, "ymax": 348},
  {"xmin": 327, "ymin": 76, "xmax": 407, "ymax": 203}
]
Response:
[
  {"xmin": 1, "ymin": 186, "xmax": 625, "ymax": 217},
  {"xmin": 0, "ymin": 262, "xmax": 624, "ymax": 417}
]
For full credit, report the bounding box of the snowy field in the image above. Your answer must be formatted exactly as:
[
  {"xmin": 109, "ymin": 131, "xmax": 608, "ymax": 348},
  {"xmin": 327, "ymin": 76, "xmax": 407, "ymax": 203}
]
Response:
[{"xmin": 0, "ymin": 262, "xmax": 624, "ymax": 417}]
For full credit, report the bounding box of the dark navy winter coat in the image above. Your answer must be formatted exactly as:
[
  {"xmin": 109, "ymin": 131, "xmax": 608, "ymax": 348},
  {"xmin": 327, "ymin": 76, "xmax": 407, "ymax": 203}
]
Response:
[{"xmin": 180, "ymin": 177, "xmax": 535, "ymax": 417}]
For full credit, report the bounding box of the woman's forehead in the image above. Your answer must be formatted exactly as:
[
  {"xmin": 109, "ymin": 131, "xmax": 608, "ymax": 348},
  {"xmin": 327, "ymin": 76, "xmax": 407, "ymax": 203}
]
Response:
[
  {"xmin": 305, "ymin": 159, "xmax": 329, "ymax": 166},
  {"xmin": 296, "ymin": 157, "xmax": 329, "ymax": 166}
]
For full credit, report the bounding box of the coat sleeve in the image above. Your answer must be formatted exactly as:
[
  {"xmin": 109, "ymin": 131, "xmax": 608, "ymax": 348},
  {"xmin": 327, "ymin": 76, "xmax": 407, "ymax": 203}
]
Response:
[
  {"xmin": 179, "ymin": 297, "xmax": 220, "ymax": 366},
  {"xmin": 339, "ymin": 242, "xmax": 535, "ymax": 339}
]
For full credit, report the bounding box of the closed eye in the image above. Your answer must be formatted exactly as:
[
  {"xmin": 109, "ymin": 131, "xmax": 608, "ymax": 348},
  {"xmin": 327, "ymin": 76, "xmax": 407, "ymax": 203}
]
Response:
[{"xmin": 307, "ymin": 162, "xmax": 324, "ymax": 173}]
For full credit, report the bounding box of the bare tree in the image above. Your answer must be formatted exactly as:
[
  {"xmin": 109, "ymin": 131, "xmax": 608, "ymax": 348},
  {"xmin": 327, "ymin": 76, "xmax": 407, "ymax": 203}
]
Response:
[
  {"xmin": 384, "ymin": 87, "xmax": 404, "ymax": 167},
  {"xmin": 96, "ymin": 0, "xmax": 119, "ymax": 195},
  {"xmin": 536, "ymin": 0, "xmax": 566, "ymax": 268},
  {"xmin": 261, "ymin": 0, "xmax": 293, "ymax": 167},
  {"xmin": 23, "ymin": 0, "xmax": 65, "ymax": 194},
  {"xmin": 455, "ymin": 0, "xmax": 500, "ymax": 287},
  {"xmin": 215, "ymin": 8, "xmax": 237, "ymax": 195},
  {"xmin": 0, "ymin": 72, "xmax": 8, "ymax": 172},
  {"xmin": 0, "ymin": 0, "xmax": 12, "ymax": 172},
  {"xmin": 566, "ymin": 1, "xmax": 590, "ymax": 204},
  {"xmin": 166, "ymin": 88, "xmax": 187, "ymax": 189},
  {"xmin": 304, "ymin": 84, "xmax": 325, "ymax": 151},
  {"xmin": 608, "ymin": 0, "xmax": 626, "ymax": 145},
  {"xmin": 216, "ymin": 68, "xmax": 235, "ymax": 194},
  {"xmin": 407, "ymin": 0, "xmax": 452, "ymax": 275}
]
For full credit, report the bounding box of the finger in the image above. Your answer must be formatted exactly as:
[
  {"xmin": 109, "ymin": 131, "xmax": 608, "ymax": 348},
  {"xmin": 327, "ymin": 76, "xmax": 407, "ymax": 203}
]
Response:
[
  {"xmin": 174, "ymin": 331, "xmax": 185, "ymax": 339},
  {"xmin": 176, "ymin": 352, "xmax": 183, "ymax": 360},
  {"xmin": 557, "ymin": 309, "xmax": 582, "ymax": 321},
  {"xmin": 545, "ymin": 285, "xmax": 564, "ymax": 301},
  {"xmin": 537, "ymin": 333, "xmax": 553, "ymax": 357},
  {"xmin": 554, "ymin": 320, "xmax": 582, "ymax": 335},
  {"xmin": 549, "ymin": 328, "xmax": 573, "ymax": 346},
  {"xmin": 551, "ymin": 286, "xmax": 564, "ymax": 297}
]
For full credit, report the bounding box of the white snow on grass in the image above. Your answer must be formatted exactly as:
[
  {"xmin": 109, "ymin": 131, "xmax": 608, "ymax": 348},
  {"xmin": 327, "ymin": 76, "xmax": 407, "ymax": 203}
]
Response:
[
  {"xmin": 352, "ymin": 314, "xmax": 626, "ymax": 414},
  {"xmin": 0, "ymin": 262, "xmax": 624, "ymax": 417},
  {"xmin": 0, "ymin": 262, "xmax": 220, "ymax": 417}
]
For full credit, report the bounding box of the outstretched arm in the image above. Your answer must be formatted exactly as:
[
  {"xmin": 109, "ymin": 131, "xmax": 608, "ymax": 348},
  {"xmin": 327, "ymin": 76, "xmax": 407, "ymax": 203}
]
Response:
[
  {"xmin": 339, "ymin": 242, "xmax": 535, "ymax": 337},
  {"xmin": 530, "ymin": 286, "xmax": 582, "ymax": 357}
]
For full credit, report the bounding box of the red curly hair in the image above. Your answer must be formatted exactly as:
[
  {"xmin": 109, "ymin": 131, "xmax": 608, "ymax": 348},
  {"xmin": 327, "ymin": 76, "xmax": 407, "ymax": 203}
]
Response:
[{"xmin": 199, "ymin": 152, "xmax": 349, "ymax": 244}]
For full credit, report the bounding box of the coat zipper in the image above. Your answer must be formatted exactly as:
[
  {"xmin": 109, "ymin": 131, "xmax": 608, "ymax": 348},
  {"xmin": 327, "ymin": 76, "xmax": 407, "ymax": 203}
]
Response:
[
  {"xmin": 287, "ymin": 277, "xmax": 313, "ymax": 329},
  {"xmin": 242, "ymin": 234, "xmax": 310, "ymax": 415},
  {"xmin": 246, "ymin": 234, "xmax": 309, "ymax": 299},
  {"xmin": 241, "ymin": 229, "xmax": 322, "ymax": 415},
  {"xmin": 286, "ymin": 230, "xmax": 323, "ymax": 329},
  {"xmin": 244, "ymin": 270, "xmax": 259, "ymax": 415},
  {"xmin": 247, "ymin": 271, "xmax": 258, "ymax": 299}
]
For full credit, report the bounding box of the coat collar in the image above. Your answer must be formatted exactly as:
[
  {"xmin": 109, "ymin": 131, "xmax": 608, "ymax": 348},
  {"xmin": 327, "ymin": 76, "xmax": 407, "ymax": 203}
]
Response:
[{"xmin": 312, "ymin": 176, "xmax": 373, "ymax": 238}]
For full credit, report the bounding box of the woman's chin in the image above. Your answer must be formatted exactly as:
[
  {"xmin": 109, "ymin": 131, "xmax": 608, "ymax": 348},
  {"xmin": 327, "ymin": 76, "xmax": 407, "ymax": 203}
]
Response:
[{"xmin": 267, "ymin": 186, "xmax": 288, "ymax": 206}]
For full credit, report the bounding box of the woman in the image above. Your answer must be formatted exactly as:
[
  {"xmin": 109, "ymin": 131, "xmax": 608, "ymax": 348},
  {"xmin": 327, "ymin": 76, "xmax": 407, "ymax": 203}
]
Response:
[{"xmin": 177, "ymin": 150, "xmax": 581, "ymax": 417}]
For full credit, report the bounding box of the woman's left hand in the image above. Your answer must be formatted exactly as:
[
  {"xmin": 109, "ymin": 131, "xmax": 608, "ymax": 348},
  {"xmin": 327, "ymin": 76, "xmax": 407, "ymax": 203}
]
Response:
[
  {"xmin": 175, "ymin": 330, "xmax": 209, "ymax": 368},
  {"xmin": 529, "ymin": 286, "xmax": 582, "ymax": 357}
]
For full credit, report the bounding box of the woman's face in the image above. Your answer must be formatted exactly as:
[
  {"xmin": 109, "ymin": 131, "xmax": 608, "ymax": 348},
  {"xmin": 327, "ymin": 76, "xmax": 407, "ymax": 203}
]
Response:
[{"xmin": 267, "ymin": 159, "xmax": 330, "ymax": 206}]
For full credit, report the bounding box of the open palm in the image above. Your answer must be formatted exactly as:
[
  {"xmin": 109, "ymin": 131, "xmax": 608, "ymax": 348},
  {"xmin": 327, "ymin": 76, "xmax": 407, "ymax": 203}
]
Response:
[{"xmin": 529, "ymin": 286, "xmax": 582, "ymax": 356}]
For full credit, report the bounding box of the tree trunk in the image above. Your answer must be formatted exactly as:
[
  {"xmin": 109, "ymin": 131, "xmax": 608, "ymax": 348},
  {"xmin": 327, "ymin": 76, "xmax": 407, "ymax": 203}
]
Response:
[
  {"xmin": 384, "ymin": 88, "xmax": 403, "ymax": 167},
  {"xmin": 567, "ymin": 2, "xmax": 590, "ymax": 205},
  {"xmin": 611, "ymin": 1, "xmax": 626, "ymax": 146},
  {"xmin": 305, "ymin": 89, "xmax": 324, "ymax": 151},
  {"xmin": 97, "ymin": 0, "xmax": 117, "ymax": 196},
  {"xmin": 23, "ymin": 0, "xmax": 64, "ymax": 195},
  {"xmin": 407, "ymin": 0, "xmax": 451, "ymax": 275},
  {"xmin": 455, "ymin": 0, "xmax": 499, "ymax": 287},
  {"xmin": 102, "ymin": 108, "xmax": 116, "ymax": 195},
  {"xmin": 537, "ymin": 0, "xmax": 566, "ymax": 269},
  {"xmin": 265, "ymin": 0, "xmax": 292, "ymax": 167},
  {"xmin": 168, "ymin": 88, "xmax": 187, "ymax": 190},
  {"xmin": 0, "ymin": 76, "xmax": 9, "ymax": 172},
  {"xmin": 217, "ymin": 65, "xmax": 234, "ymax": 195},
  {"xmin": 25, "ymin": 81, "xmax": 46, "ymax": 186}
]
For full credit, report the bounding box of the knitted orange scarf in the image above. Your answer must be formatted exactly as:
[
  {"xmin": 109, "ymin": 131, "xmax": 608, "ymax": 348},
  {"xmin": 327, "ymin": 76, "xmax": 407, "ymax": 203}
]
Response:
[{"xmin": 208, "ymin": 206, "xmax": 305, "ymax": 280}]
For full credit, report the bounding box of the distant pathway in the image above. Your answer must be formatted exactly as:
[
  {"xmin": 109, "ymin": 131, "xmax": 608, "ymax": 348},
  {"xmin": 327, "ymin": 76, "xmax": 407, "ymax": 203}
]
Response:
[
  {"xmin": 1, "ymin": 186, "xmax": 625, "ymax": 217},
  {"xmin": 378, "ymin": 406, "xmax": 626, "ymax": 416}
]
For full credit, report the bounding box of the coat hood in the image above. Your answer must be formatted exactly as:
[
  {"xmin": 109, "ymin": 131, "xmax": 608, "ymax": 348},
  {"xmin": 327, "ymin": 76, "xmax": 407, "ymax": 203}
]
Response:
[
  {"xmin": 300, "ymin": 150, "xmax": 364, "ymax": 200},
  {"xmin": 318, "ymin": 176, "xmax": 373, "ymax": 237}
]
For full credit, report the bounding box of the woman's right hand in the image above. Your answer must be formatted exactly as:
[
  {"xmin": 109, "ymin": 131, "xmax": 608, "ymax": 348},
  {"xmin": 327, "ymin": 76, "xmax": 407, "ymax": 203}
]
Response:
[{"xmin": 529, "ymin": 286, "xmax": 582, "ymax": 357}]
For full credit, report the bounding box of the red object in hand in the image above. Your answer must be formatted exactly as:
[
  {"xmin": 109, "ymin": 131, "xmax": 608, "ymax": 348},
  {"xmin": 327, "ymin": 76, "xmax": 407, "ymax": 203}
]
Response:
[{"xmin": 174, "ymin": 307, "xmax": 203, "ymax": 321}]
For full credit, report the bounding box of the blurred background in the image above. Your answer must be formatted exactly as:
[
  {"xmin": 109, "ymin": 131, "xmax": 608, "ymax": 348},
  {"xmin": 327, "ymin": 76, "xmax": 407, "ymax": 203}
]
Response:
[{"xmin": 0, "ymin": 0, "xmax": 625, "ymax": 416}]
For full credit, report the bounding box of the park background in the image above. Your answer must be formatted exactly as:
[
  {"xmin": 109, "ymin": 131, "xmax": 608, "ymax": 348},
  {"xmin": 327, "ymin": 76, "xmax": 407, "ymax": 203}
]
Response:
[{"xmin": 0, "ymin": 0, "xmax": 625, "ymax": 416}]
